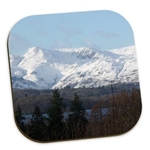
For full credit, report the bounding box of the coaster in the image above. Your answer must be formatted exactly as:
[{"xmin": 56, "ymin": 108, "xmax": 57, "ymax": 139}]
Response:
[{"xmin": 7, "ymin": 10, "xmax": 142, "ymax": 143}]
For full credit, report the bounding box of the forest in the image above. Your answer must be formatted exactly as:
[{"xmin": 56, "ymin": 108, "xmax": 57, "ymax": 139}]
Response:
[{"xmin": 13, "ymin": 82, "xmax": 142, "ymax": 142}]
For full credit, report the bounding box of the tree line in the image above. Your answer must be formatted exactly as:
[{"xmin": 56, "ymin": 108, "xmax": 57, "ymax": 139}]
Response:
[
  {"xmin": 14, "ymin": 86, "xmax": 142, "ymax": 142},
  {"xmin": 13, "ymin": 82, "xmax": 138, "ymax": 114}
]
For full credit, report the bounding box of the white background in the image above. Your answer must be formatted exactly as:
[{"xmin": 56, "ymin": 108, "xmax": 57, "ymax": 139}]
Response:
[{"xmin": 0, "ymin": 0, "xmax": 150, "ymax": 149}]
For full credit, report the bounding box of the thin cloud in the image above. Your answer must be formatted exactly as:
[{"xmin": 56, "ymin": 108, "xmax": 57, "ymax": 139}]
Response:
[
  {"xmin": 29, "ymin": 19, "xmax": 48, "ymax": 37},
  {"xmin": 8, "ymin": 33, "xmax": 31, "ymax": 55},
  {"xmin": 50, "ymin": 39, "xmax": 72, "ymax": 49},
  {"xmin": 94, "ymin": 30, "xmax": 119, "ymax": 38},
  {"xmin": 58, "ymin": 26, "xmax": 83, "ymax": 38}
]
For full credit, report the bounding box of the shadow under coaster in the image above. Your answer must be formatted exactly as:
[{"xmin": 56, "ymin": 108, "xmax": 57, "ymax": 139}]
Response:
[{"xmin": 7, "ymin": 10, "xmax": 142, "ymax": 143}]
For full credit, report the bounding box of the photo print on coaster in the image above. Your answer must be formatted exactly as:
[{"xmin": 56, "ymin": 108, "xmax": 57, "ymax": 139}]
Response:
[{"xmin": 7, "ymin": 10, "xmax": 142, "ymax": 143}]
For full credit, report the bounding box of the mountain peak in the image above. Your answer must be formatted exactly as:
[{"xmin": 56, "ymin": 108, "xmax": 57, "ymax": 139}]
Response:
[{"xmin": 25, "ymin": 46, "xmax": 43, "ymax": 55}]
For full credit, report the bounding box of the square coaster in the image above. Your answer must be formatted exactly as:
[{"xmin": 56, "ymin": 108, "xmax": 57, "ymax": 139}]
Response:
[{"xmin": 7, "ymin": 10, "xmax": 142, "ymax": 143}]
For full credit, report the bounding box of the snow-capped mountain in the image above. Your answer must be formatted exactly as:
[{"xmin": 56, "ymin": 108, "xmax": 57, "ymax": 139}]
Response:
[{"xmin": 9, "ymin": 45, "xmax": 139, "ymax": 89}]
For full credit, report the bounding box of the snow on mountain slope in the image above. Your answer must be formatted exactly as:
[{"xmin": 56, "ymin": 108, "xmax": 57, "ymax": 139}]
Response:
[{"xmin": 9, "ymin": 45, "xmax": 139, "ymax": 89}]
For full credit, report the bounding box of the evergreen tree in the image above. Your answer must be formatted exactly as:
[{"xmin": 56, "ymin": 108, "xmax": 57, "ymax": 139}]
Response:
[
  {"xmin": 67, "ymin": 93, "xmax": 88, "ymax": 139},
  {"xmin": 47, "ymin": 89, "xmax": 66, "ymax": 141},
  {"xmin": 28, "ymin": 106, "xmax": 46, "ymax": 141},
  {"xmin": 15, "ymin": 105, "xmax": 26, "ymax": 132}
]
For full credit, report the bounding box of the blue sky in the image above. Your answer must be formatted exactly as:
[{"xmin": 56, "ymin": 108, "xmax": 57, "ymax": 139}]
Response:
[{"xmin": 8, "ymin": 10, "xmax": 135, "ymax": 55}]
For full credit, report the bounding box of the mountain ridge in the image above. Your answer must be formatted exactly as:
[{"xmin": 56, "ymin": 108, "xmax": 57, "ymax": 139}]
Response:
[{"xmin": 9, "ymin": 45, "xmax": 139, "ymax": 89}]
